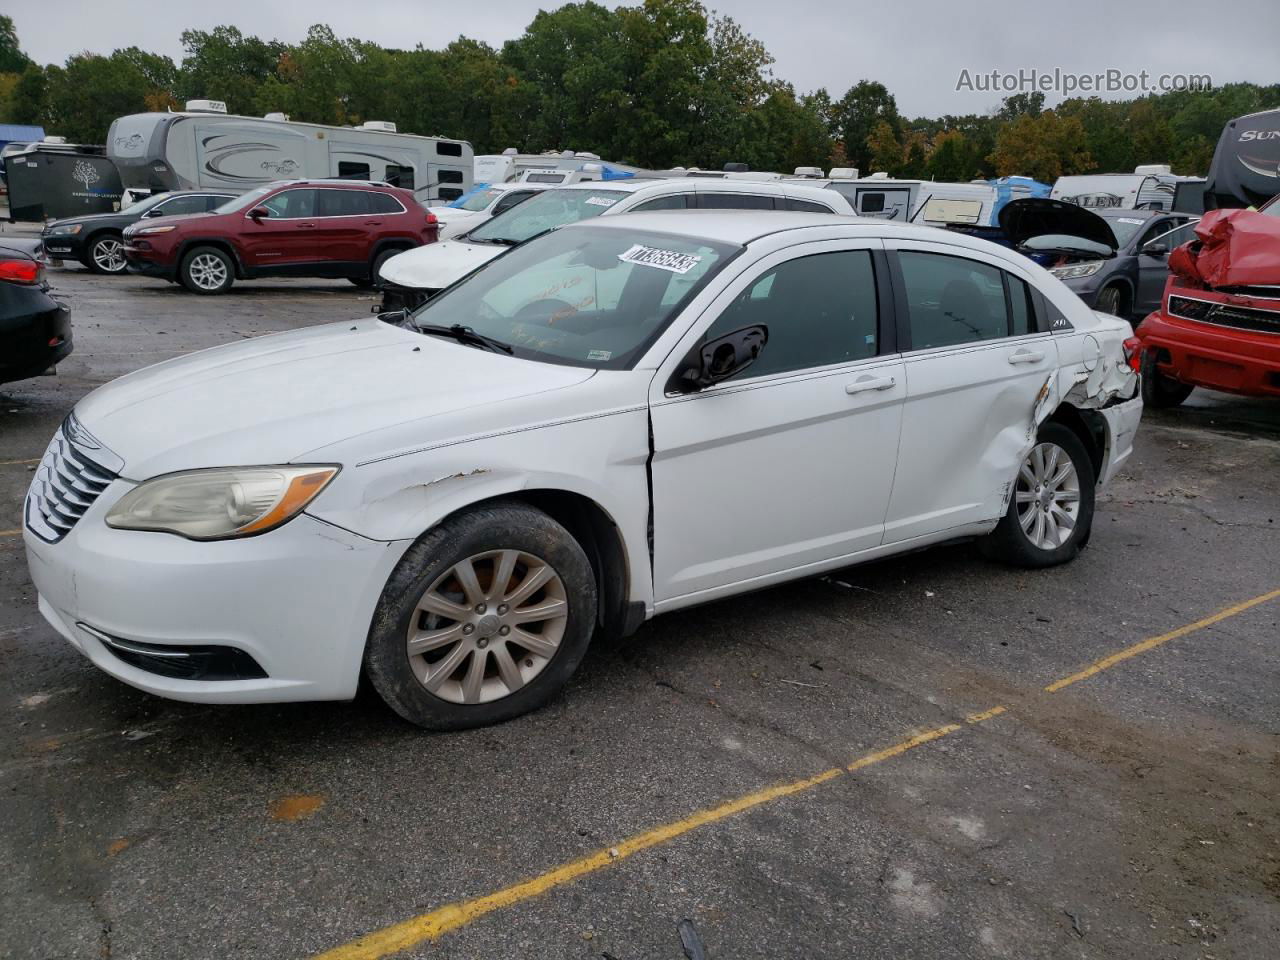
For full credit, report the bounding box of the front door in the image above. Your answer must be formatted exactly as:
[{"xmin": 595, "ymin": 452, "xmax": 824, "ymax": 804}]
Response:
[
  {"xmin": 649, "ymin": 241, "xmax": 905, "ymax": 608},
  {"xmin": 239, "ymin": 187, "xmax": 320, "ymax": 270},
  {"xmin": 1135, "ymin": 218, "xmax": 1195, "ymax": 315},
  {"xmin": 882, "ymin": 241, "xmax": 1059, "ymax": 544}
]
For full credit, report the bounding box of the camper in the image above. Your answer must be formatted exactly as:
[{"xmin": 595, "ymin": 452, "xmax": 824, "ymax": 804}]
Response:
[
  {"xmin": 1203, "ymin": 108, "xmax": 1280, "ymax": 210},
  {"xmin": 472, "ymin": 149, "xmax": 643, "ymax": 185},
  {"xmin": 107, "ymin": 101, "xmax": 474, "ymax": 206},
  {"xmin": 1050, "ymin": 166, "xmax": 1194, "ymax": 212},
  {"xmin": 5, "ymin": 139, "xmax": 123, "ymax": 222}
]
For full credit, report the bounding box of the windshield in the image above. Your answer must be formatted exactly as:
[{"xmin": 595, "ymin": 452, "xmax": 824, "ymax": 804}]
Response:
[
  {"xmin": 1103, "ymin": 216, "xmax": 1147, "ymax": 248},
  {"xmin": 213, "ymin": 186, "xmax": 273, "ymax": 215},
  {"xmin": 467, "ymin": 188, "xmax": 629, "ymax": 245},
  {"xmin": 454, "ymin": 187, "xmax": 502, "ymax": 212},
  {"xmin": 1260, "ymin": 195, "xmax": 1280, "ymax": 217},
  {"xmin": 405, "ymin": 225, "xmax": 737, "ymax": 369}
]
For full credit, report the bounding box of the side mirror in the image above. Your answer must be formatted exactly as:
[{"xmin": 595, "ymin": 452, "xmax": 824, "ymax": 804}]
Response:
[
  {"xmin": 670, "ymin": 325, "xmax": 769, "ymax": 392},
  {"xmin": 1141, "ymin": 242, "xmax": 1169, "ymax": 258},
  {"xmin": 248, "ymin": 206, "xmax": 271, "ymax": 220},
  {"xmin": 144, "ymin": 208, "xmax": 165, "ymax": 217}
]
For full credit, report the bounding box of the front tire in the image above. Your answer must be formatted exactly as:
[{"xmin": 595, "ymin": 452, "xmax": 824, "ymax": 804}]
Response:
[
  {"xmin": 1140, "ymin": 349, "xmax": 1194, "ymax": 408},
  {"xmin": 982, "ymin": 422, "xmax": 1096, "ymax": 568},
  {"xmin": 86, "ymin": 233, "xmax": 127, "ymax": 274},
  {"xmin": 179, "ymin": 246, "xmax": 235, "ymax": 294},
  {"xmin": 364, "ymin": 502, "xmax": 598, "ymax": 730}
]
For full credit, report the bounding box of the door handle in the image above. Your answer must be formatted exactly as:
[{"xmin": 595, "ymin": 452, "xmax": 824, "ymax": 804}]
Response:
[
  {"xmin": 845, "ymin": 375, "xmax": 896, "ymax": 395},
  {"xmin": 298, "ymin": 222, "xmax": 316, "ymax": 229},
  {"xmin": 1007, "ymin": 350, "xmax": 1045, "ymax": 365},
  {"xmin": 364, "ymin": 220, "xmax": 384, "ymax": 226}
]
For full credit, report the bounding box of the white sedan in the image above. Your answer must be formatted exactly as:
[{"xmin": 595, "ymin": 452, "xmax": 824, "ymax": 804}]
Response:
[{"xmin": 24, "ymin": 213, "xmax": 1142, "ymax": 729}]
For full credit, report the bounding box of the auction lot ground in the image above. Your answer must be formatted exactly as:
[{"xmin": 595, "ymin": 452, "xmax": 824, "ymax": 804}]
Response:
[{"xmin": 2, "ymin": 263, "xmax": 1278, "ymax": 960}]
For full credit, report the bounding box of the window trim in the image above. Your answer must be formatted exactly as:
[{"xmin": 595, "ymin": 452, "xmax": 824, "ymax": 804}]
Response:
[{"xmin": 242, "ymin": 187, "xmax": 407, "ymax": 220}]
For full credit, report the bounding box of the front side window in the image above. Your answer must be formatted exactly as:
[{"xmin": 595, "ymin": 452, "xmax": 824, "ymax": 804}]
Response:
[
  {"xmin": 408, "ymin": 226, "xmax": 735, "ymax": 370},
  {"xmin": 702, "ymin": 250, "xmax": 880, "ymax": 381},
  {"xmin": 262, "ymin": 188, "xmax": 317, "ymax": 219},
  {"xmin": 898, "ymin": 251, "xmax": 1010, "ymax": 349},
  {"xmin": 214, "ymin": 186, "xmax": 273, "ymax": 215},
  {"xmin": 467, "ymin": 189, "xmax": 630, "ymax": 246},
  {"xmin": 491, "ymin": 190, "xmax": 534, "ymax": 215},
  {"xmin": 153, "ymin": 195, "xmax": 209, "ymax": 216}
]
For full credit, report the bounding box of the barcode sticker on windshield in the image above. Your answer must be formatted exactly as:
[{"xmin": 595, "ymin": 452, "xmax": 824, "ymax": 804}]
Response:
[
  {"xmin": 584, "ymin": 196, "xmax": 617, "ymax": 207},
  {"xmin": 618, "ymin": 244, "xmax": 703, "ymax": 274},
  {"xmin": 1117, "ymin": 218, "xmax": 1144, "ymax": 224}
]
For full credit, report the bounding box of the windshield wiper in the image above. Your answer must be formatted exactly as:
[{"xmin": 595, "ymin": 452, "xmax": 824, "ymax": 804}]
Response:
[
  {"xmin": 470, "ymin": 235, "xmax": 520, "ymax": 246},
  {"xmin": 414, "ymin": 322, "xmax": 515, "ymax": 355}
]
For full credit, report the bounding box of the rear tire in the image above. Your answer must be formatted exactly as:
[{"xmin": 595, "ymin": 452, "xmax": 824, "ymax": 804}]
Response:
[
  {"xmin": 350, "ymin": 247, "xmax": 403, "ymax": 288},
  {"xmin": 981, "ymin": 422, "xmax": 1096, "ymax": 568},
  {"xmin": 1095, "ymin": 284, "xmax": 1124, "ymax": 317},
  {"xmin": 85, "ymin": 233, "xmax": 127, "ymax": 274},
  {"xmin": 364, "ymin": 502, "xmax": 598, "ymax": 730},
  {"xmin": 179, "ymin": 246, "xmax": 234, "ymax": 294},
  {"xmin": 1140, "ymin": 349, "xmax": 1193, "ymax": 408}
]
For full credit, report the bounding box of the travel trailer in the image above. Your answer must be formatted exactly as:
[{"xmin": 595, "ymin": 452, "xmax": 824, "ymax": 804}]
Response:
[
  {"xmin": 5, "ymin": 139, "xmax": 124, "ymax": 222},
  {"xmin": 472, "ymin": 149, "xmax": 643, "ymax": 185},
  {"xmin": 1203, "ymin": 108, "xmax": 1280, "ymax": 210},
  {"xmin": 107, "ymin": 101, "xmax": 473, "ymax": 205},
  {"xmin": 1050, "ymin": 166, "xmax": 1194, "ymax": 212}
]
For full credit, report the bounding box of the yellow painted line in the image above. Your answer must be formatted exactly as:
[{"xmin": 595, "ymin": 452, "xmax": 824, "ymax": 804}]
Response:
[
  {"xmin": 310, "ymin": 717, "xmax": 990, "ymax": 960},
  {"xmin": 964, "ymin": 705, "xmax": 1007, "ymax": 724},
  {"xmin": 0, "ymin": 458, "xmax": 40, "ymax": 466},
  {"xmin": 1045, "ymin": 588, "xmax": 1280, "ymax": 693}
]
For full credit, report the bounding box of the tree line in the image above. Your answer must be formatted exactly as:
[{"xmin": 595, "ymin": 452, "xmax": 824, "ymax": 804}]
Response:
[{"xmin": 1, "ymin": 4, "xmax": 1276, "ymax": 183}]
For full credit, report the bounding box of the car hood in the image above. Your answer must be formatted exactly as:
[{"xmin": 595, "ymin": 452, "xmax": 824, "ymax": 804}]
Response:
[
  {"xmin": 999, "ymin": 198, "xmax": 1119, "ymax": 253},
  {"xmin": 122, "ymin": 211, "xmax": 213, "ymax": 234},
  {"xmin": 378, "ymin": 238, "xmax": 504, "ymax": 290},
  {"xmin": 43, "ymin": 210, "xmax": 127, "ymax": 232},
  {"xmin": 74, "ymin": 317, "xmax": 595, "ymax": 478}
]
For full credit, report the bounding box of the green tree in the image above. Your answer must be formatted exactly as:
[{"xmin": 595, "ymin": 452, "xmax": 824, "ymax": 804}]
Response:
[
  {"xmin": 47, "ymin": 49, "xmax": 178, "ymax": 142},
  {"xmin": 179, "ymin": 26, "xmax": 285, "ymax": 115},
  {"xmin": 7, "ymin": 63, "xmax": 47, "ymax": 126},
  {"xmin": 926, "ymin": 130, "xmax": 974, "ymax": 181},
  {"xmin": 0, "ymin": 15, "xmax": 30, "ymax": 74},
  {"xmin": 835, "ymin": 80, "xmax": 900, "ymax": 172},
  {"xmin": 989, "ymin": 111, "xmax": 1093, "ymax": 182},
  {"xmin": 866, "ymin": 118, "xmax": 903, "ymax": 174}
]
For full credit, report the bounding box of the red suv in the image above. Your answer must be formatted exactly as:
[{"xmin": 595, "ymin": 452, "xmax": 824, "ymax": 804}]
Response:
[{"xmin": 122, "ymin": 180, "xmax": 437, "ymax": 294}]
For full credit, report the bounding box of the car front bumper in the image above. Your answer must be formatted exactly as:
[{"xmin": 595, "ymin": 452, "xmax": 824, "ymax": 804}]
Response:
[
  {"xmin": 1137, "ymin": 309, "xmax": 1280, "ymax": 397},
  {"xmin": 24, "ymin": 486, "xmax": 412, "ymax": 703},
  {"xmin": 40, "ymin": 234, "xmax": 85, "ymax": 262}
]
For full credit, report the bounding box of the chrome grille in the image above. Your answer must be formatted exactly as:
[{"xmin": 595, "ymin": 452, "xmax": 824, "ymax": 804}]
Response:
[{"xmin": 25, "ymin": 420, "xmax": 121, "ymax": 543}]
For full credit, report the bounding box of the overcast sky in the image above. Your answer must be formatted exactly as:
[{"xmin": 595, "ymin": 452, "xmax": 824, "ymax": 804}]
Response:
[{"xmin": 10, "ymin": 0, "xmax": 1279, "ymax": 117}]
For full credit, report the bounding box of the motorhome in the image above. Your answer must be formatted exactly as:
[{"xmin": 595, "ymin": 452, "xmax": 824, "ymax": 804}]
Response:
[
  {"xmin": 1203, "ymin": 107, "xmax": 1280, "ymax": 209},
  {"xmin": 1050, "ymin": 166, "xmax": 1194, "ymax": 212},
  {"xmin": 5, "ymin": 139, "xmax": 124, "ymax": 222},
  {"xmin": 472, "ymin": 149, "xmax": 643, "ymax": 185},
  {"xmin": 107, "ymin": 101, "xmax": 474, "ymax": 206}
]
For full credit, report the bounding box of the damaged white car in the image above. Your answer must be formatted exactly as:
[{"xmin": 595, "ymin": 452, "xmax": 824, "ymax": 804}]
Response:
[{"xmin": 24, "ymin": 213, "xmax": 1142, "ymax": 729}]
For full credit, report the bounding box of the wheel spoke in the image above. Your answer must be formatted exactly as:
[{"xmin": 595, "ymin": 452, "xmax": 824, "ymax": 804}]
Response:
[
  {"xmin": 1050, "ymin": 504, "xmax": 1076, "ymax": 529},
  {"xmin": 510, "ymin": 597, "xmax": 567, "ymax": 625},
  {"xmin": 492, "ymin": 644, "xmax": 524, "ymax": 692},
  {"xmin": 1019, "ymin": 507, "xmax": 1037, "ymax": 532},
  {"xmin": 1019, "ymin": 464, "xmax": 1036, "ymax": 488},
  {"xmin": 424, "ymin": 642, "xmax": 471, "ymax": 692},
  {"xmin": 461, "ymin": 648, "xmax": 487, "ymax": 703},
  {"xmin": 1031, "ymin": 445, "xmax": 1045, "ymax": 480},
  {"xmin": 1032, "ymin": 509, "xmax": 1046, "ymax": 547},
  {"xmin": 492, "ymin": 550, "xmax": 518, "ymax": 600},
  {"xmin": 1042, "ymin": 510, "xmax": 1059, "ymax": 547},
  {"xmin": 1048, "ymin": 464, "xmax": 1073, "ymax": 490},
  {"xmin": 511, "ymin": 628, "xmax": 559, "ymax": 659},
  {"xmin": 1042, "ymin": 445, "xmax": 1059, "ymax": 481},
  {"xmin": 1015, "ymin": 490, "xmax": 1037, "ymax": 504},
  {"xmin": 408, "ymin": 623, "xmax": 465, "ymax": 656},
  {"xmin": 504, "ymin": 563, "xmax": 554, "ymax": 607},
  {"xmin": 417, "ymin": 591, "xmax": 469, "ymax": 621},
  {"xmin": 451, "ymin": 557, "xmax": 485, "ymax": 606},
  {"xmin": 1055, "ymin": 489, "xmax": 1081, "ymax": 503}
]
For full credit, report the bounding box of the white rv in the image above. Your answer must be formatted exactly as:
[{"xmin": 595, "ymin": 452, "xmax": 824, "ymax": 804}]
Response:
[
  {"xmin": 1050, "ymin": 166, "xmax": 1192, "ymax": 212},
  {"xmin": 107, "ymin": 101, "xmax": 474, "ymax": 206},
  {"xmin": 472, "ymin": 149, "xmax": 642, "ymax": 185}
]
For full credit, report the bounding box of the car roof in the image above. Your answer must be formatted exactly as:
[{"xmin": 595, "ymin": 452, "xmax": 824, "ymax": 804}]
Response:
[
  {"xmin": 1096, "ymin": 208, "xmax": 1163, "ymax": 220},
  {"xmin": 559, "ymin": 209, "xmax": 968, "ymax": 247},
  {"xmin": 548, "ymin": 177, "xmax": 833, "ymax": 197}
]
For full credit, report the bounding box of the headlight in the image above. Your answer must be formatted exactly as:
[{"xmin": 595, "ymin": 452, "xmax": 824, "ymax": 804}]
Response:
[
  {"xmin": 135, "ymin": 224, "xmax": 177, "ymax": 236},
  {"xmin": 47, "ymin": 224, "xmax": 83, "ymax": 236},
  {"xmin": 1049, "ymin": 261, "xmax": 1104, "ymax": 280},
  {"xmin": 106, "ymin": 466, "xmax": 339, "ymax": 540}
]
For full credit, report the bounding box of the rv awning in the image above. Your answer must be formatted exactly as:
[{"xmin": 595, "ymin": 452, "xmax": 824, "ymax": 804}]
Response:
[{"xmin": 0, "ymin": 124, "xmax": 46, "ymax": 144}]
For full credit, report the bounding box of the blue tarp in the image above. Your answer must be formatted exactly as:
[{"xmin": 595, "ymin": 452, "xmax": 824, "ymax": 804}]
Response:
[
  {"xmin": 0, "ymin": 124, "xmax": 45, "ymax": 146},
  {"xmin": 988, "ymin": 176, "xmax": 1051, "ymax": 219},
  {"xmin": 599, "ymin": 165, "xmax": 635, "ymax": 181}
]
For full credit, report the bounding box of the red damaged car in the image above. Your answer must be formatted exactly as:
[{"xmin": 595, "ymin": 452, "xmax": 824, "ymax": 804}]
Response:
[
  {"xmin": 1133, "ymin": 199, "xmax": 1280, "ymax": 406},
  {"xmin": 122, "ymin": 180, "xmax": 437, "ymax": 295}
]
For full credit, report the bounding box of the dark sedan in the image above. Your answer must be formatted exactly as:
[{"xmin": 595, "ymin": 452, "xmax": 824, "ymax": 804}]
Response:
[
  {"xmin": 1001, "ymin": 199, "xmax": 1199, "ymax": 322},
  {"xmin": 41, "ymin": 190, "xmax": 234, "ymax": 275},
  {"xmin": 0, "ymin": 242, "xmax": 71, "ymax": 386}
]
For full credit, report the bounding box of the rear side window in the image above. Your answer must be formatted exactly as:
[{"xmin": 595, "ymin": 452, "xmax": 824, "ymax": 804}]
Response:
[
  {"xmin": 632, "ymin": 194, "xmax": 691, "ymax": 212},
  {"xmin": 367, "ymin": 192, "xmax": 404, "ymax": 214},
  {"xmin": 703, "ymin": 250, "xmax": 880, "ymax": 381},
  {"xmin": 898, "ymin": 251, "xmax": 1010, "ymax": 349},
  {"xmin": 317, "ymin": 190, "xmax": 372, "ymax": 217},
  {"xmin": 1008, "ymin": 275, "xmax": 1035, "ymax": 336},
  {"xmin": 262, "ymin": 188, "xmax": 317, "ymax": 219},
  {"xmin": 701, "ymin": 193, "xmax": 777, "ymax": 210},
  {"xmin": 785, "ymin": 197, "xmax": 834, "ymax": 213}
]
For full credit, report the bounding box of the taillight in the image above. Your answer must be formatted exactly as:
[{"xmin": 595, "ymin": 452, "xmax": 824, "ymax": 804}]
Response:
[
  {"xmin": 1122, "ymin": 336, "xmax": 1143, "ymax": 373},
  {"xmin": 0, "ymin": 258, "xmax": 42, "ymax": 285},
  {"xmin": 425, "ymin": 211, "xmax": 438, "ymax": 225}
]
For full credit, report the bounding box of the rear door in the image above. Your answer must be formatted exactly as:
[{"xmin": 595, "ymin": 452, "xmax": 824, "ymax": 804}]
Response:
[
  {"xmin": 881, "ymin": 240, "xmax": 1058, "ymax": 544},
  {"xmin": 315, "ymin": 188, "xmax": 374, "ymax": 268}
]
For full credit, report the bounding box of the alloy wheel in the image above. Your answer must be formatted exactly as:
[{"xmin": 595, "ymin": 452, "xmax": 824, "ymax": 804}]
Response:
[
  {"xmin": 188, "ymin": 253, "xmax": 228, "ymax": 290},
  {"xmin": 1015, "ymin": 441, "xmax": 1081, "ymax": 550},
  {"xmin": 406, "ymin": 550, "xmax": 569, "ymax": 704},
  {"xmin": 92, "ymin": 237, "xmax": 126, "ymax": 273}
]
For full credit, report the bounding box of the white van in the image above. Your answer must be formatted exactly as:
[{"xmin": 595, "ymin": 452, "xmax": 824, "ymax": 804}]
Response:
[{"xmin": 108, "ymin": 101, "xmax": 474, "ymax": 206}]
